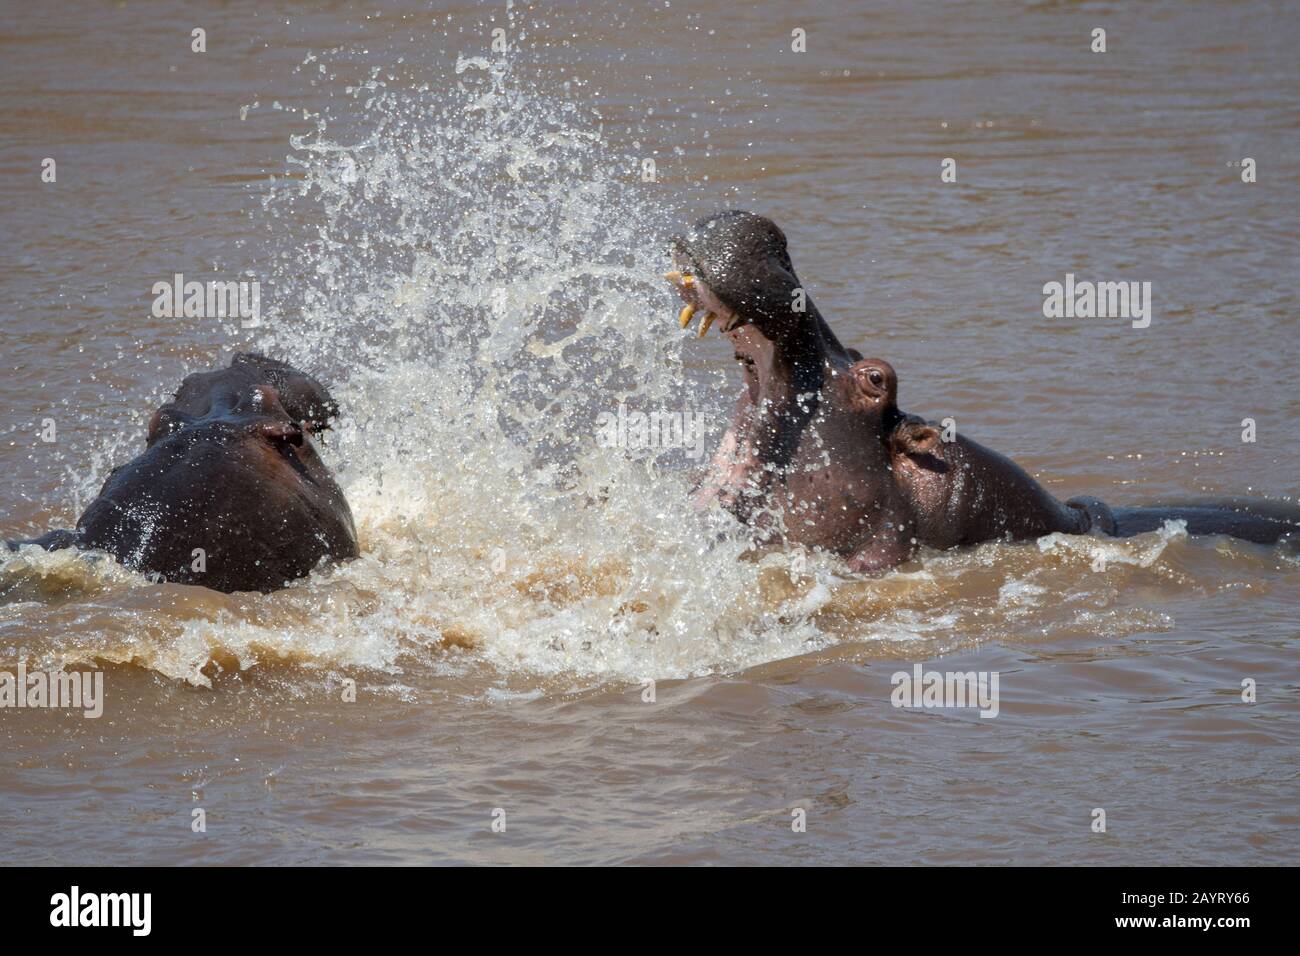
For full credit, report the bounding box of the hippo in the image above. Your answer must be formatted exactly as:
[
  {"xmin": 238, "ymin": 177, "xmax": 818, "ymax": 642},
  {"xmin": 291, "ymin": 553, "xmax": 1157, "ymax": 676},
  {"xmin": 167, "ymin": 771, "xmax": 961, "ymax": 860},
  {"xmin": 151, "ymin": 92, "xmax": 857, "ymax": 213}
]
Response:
[
  {"xmin": 4, "ymin": 353, "xmax": 359, "ymax": 593},
  {"xmin": 665, "ymin": 210, "xmax": 918, "ymax": 570},
  {"xmin": 667, "ymin": 210, "xmax": 1300, "ymax": 571},
  {"xmin": 882, "ymin": 361, "xmax": 1300, "ymax": 554}
]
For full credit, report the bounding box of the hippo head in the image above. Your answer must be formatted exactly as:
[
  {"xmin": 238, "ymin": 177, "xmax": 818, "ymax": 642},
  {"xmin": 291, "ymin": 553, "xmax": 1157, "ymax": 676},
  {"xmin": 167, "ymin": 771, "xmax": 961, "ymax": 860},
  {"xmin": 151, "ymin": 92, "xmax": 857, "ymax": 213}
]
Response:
[
  {"xmin": 669, "ymin": 212, "xmax": 870, "ymax": 520},
  {"xmin": 227, "ymin": 353, "xmax": 339, "ymax": 434},
  {"xmin": 665, "ymin": 210, "xmax": 863, "ymax": 428},
  {"xmin": 79, "ymin": 354, "xmax": 357, "ymax": 593},
  {"xmin": 147, "ymin": 353, "xmax": 341, "ymax": 448}
]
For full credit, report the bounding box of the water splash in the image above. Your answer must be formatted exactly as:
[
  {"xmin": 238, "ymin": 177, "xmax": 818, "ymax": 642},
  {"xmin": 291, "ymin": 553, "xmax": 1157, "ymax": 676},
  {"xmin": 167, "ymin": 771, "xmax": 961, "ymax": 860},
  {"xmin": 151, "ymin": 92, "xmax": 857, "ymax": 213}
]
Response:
[{"xmin": 243, "ymin": 46, "xmax": 796, "ymax": 683}]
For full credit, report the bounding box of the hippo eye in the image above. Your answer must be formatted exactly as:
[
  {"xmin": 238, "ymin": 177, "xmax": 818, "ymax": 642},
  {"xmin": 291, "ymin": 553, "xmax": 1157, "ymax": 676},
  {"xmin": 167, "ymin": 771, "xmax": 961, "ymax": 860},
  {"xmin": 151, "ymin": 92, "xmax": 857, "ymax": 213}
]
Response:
[{"xmin": 868, "ymin": 370, "xmax": 884, "ymax": 387}]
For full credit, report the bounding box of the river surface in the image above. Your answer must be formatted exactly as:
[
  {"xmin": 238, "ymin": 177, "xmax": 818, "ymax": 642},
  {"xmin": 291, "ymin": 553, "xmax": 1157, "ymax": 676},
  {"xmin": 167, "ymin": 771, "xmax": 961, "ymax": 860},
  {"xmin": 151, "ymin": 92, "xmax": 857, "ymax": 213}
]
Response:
[{"xmin": 1, "ymin": 0, "xmax": 1297, "ymax": 865}]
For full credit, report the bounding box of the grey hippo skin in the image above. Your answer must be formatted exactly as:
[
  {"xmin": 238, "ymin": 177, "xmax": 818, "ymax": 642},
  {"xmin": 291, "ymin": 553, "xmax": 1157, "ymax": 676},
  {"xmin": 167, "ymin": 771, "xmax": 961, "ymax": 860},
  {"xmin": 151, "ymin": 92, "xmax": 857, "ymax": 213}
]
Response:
[
  {"xmin": 5, "ymin": 353, "xmax": 359, "ymax": 593},
  {"xmin": 667, "ymin": 210, "xmax": 1300, "ymax": 573}
]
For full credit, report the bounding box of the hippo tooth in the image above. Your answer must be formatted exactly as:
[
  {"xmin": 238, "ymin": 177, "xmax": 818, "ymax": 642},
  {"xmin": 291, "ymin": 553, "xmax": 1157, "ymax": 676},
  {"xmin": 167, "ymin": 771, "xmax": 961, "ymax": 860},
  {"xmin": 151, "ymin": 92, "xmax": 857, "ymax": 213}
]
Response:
[
  {"xmin": 696, "ymin": 312, "xmax": 716, "ymax": 337},
  {"xmin": 678, "ymin": 303, "xmax": 697, "ymax": 328}
]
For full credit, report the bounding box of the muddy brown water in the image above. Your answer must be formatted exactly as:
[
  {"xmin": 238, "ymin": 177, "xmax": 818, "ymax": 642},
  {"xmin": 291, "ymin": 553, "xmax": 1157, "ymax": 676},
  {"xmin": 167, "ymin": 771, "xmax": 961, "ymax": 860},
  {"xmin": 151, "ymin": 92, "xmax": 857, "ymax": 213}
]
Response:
[{"xmin": 1, "ymin": 1, "xmax": 1297, "ymax": 864}]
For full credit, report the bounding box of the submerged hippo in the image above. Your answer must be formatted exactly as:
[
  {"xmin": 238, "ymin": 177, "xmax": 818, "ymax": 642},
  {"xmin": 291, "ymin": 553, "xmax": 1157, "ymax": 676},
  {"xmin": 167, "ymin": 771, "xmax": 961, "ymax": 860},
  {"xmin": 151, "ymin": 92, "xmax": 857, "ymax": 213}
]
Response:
[
  {"xmin": 667, "ymin": 210, "xmax": 1300, "ymax": 571},
  {"xmin": 5, "ymin": 353, "xmax": 358, "ymax": 593},
  {"xmin": 879, "ymin": 360, "xmax": 1299, "ymax": 556}
]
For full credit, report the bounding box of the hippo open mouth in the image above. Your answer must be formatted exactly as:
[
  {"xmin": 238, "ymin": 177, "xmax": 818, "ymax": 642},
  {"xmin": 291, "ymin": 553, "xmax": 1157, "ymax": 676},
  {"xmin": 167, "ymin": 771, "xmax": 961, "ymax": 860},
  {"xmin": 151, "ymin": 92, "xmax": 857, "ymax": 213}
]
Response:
[
  {"xmin": 664, "ymin": 211, "xmax": 919, "ymax": 563},
  {"xmin": 664, "ymin": 211, "xmax": 794, "ymax": 341},
  {"xmin": 664, "ymin": 256, "xmax": 744, "ymax": 338},
  {"xmin": 664, "ymin": 211, "xmax": 861, "ymax": 361}
]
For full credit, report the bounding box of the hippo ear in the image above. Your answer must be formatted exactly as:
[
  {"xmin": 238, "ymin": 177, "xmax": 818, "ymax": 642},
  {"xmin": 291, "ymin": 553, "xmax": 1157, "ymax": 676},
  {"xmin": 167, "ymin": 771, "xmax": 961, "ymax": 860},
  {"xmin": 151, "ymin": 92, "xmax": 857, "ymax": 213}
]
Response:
[
  {"xmin": 146, "ymin": 406, "xmax": 194, "ymax": 447},
  {"xmin": 890, "ymin": 422, "xmax": 942, "ymax": 458}
]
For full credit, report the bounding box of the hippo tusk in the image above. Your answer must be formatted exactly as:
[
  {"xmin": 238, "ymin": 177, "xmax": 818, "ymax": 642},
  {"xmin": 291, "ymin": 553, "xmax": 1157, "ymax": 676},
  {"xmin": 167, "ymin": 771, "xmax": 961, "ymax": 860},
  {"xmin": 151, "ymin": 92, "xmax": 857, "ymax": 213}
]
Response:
[
  {"xmin": 678, "ymin": 303, "xmax": 697, "ymax": 328},
  {"xmin": 696, "ymin": 312, "xmax": 716, "ymax": 337}
]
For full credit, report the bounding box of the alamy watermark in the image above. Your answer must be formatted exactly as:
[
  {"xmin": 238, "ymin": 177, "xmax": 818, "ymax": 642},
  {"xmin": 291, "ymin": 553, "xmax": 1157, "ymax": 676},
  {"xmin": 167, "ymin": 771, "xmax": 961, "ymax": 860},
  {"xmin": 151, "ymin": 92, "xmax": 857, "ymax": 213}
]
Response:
[
  {"xmin": 0, "ymin": 664, "xmax": 104, "ymax": 718},
  {"xmin": 151, "ymin": 273, "xmax": 261, "ymax": 327},
  {"xmin": 890, "ymin": 663, "xmax": 1000, "ymax": 718},
  {"xmin": 1043, "ymin": 273, "xmax": 1151, "ymax": 329},
  {"xmin": 50, "ymin": 886, "xmax": 150, "ymax": 935},
  {"xmin": 595, "ymin": 402, "xmax": 706, "ymax": 460}
]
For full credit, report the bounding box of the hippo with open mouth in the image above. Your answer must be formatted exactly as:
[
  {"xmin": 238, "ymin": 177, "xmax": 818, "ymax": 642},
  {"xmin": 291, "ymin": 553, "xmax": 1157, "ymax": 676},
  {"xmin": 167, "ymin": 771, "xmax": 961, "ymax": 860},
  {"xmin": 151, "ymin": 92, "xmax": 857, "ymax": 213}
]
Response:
[
  {"xmin": 665, "ymin": 210, "xmax": 917, "ymax": 571},
  {"xmin": 667, "ymin": 210, "xmax": 1300, "ymax": 572},
  {"xmin": 5, "ymin": 353, "xmax": 359, "ymax": 593}
]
